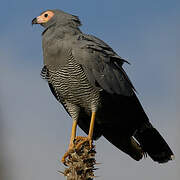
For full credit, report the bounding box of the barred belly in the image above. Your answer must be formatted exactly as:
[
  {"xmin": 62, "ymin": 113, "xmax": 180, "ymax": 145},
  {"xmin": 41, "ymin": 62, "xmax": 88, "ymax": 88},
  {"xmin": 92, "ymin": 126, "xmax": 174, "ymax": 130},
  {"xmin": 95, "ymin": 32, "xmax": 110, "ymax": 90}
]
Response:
[{"xmin": 48, "ymin": 56, "xmax": 101, "ymax": 113}]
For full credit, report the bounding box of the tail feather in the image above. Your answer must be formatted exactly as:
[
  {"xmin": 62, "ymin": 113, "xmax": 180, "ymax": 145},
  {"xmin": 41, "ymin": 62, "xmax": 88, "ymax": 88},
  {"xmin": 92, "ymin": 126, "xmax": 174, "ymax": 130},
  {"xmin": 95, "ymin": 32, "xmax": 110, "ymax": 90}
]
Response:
[
  {"xmin": 134, "ymin": 123, "xmax": 174, "ymax": 163},
  {"xmin": 102, "ymin": 126, "xmax": 144, "ymax": 161}
]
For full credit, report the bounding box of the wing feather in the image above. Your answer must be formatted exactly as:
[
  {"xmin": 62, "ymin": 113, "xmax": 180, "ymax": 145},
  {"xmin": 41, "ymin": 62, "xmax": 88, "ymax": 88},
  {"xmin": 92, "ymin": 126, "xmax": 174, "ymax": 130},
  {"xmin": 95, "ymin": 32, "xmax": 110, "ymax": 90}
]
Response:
[{"xmin": 73, "ymin": 34, "xmax": 135, "ymax": 96}]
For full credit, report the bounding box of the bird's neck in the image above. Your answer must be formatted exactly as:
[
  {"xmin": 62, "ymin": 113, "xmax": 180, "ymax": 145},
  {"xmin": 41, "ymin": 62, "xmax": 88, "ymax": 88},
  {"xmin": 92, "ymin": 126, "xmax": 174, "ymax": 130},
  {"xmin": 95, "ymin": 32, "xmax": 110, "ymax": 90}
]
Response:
[{"xmin": 42, "ymin": 24, "xmax": 82, "ymax": 39}]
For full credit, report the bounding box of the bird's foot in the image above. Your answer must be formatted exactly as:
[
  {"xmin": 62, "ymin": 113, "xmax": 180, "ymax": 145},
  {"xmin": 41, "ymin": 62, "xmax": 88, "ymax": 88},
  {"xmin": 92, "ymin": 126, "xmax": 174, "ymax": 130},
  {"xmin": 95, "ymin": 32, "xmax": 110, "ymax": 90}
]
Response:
[
  {"xmin": 75, "ymin": 136, "xmax": 93, "ymax": 150},
  {"xmin": 61, "ymin": 136, "xmax": 93, "ymax": 165},
  {"xmin": 61, "ymin": 143, "xmax": 74, "ymax": 165}
]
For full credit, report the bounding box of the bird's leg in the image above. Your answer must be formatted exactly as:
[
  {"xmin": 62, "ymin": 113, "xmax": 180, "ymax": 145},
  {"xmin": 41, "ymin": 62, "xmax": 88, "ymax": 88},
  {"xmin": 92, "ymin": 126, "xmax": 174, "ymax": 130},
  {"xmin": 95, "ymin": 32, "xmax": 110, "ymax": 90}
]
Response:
[
  {"xmin": 76, "ymin": 111, "xmax": 96, "ymax": 149},
  {"xmin": 61, "ymin": 120, "xmax": 77, "ymax": 164}
]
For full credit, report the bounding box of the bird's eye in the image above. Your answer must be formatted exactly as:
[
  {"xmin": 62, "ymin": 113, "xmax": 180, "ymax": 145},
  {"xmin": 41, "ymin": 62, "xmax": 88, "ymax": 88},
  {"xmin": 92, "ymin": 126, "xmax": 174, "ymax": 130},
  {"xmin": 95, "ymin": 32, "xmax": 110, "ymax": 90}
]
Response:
[{"xmin": 44, "ymin": 13, "xmax": 48, "ymax": 18}]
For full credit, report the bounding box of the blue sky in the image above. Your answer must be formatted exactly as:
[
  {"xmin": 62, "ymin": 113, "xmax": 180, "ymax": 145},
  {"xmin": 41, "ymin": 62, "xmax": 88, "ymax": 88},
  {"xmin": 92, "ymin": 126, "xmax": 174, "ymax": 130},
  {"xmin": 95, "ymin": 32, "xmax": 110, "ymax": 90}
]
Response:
[{"xmin": 0, "ymin": 0, "xmax": 179, "ymax": 180}]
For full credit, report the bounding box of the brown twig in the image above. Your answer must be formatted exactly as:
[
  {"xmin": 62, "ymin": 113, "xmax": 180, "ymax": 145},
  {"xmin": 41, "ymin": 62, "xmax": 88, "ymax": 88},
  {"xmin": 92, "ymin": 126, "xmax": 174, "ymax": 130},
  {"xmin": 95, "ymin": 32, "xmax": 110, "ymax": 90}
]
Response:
[{"xmin": 60, "ymin": 140, "xmax": 97, "ymax": 180}]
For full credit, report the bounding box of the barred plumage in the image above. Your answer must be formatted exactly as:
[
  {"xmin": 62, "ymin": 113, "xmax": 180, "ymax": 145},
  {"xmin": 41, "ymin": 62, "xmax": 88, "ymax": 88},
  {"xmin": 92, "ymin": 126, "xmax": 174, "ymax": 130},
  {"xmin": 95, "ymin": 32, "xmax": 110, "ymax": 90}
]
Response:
[{"xmin": 42, "ymin": 50, "xmax": 101, "ymax": 117}]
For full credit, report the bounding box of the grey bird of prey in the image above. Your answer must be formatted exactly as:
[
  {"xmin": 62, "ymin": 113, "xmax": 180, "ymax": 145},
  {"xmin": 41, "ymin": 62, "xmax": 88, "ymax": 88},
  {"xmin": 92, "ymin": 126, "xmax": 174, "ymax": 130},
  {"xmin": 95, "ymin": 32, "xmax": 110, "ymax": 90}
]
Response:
[{"xmin": 32, "ymin": 9, "xmax": 174, "ymax": 164}]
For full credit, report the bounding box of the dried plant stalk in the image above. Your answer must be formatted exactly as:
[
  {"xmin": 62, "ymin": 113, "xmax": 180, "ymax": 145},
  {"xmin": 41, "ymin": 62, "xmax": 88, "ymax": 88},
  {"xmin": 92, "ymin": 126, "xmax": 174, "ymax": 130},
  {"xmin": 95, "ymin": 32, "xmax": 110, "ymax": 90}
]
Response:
[{"xmin": 61, "ymin": 139, "xmax": 97, "ymax": 180}]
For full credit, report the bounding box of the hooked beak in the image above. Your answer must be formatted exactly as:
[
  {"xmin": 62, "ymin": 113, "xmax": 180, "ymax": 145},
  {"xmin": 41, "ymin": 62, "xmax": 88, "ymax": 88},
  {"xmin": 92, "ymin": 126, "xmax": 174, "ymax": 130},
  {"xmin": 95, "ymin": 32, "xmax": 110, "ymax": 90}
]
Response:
[{"xmin": 32, "ymin": 17, "xmax": 38, "ymax": 25}]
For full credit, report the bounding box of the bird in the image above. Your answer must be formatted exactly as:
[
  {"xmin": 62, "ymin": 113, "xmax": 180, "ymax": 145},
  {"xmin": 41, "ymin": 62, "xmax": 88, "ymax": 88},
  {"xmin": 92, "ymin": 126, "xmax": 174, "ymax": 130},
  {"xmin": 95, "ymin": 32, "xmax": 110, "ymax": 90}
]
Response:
[{"xmin": 32, "ymin": 9, "xmax": 174, "ymax": 164}]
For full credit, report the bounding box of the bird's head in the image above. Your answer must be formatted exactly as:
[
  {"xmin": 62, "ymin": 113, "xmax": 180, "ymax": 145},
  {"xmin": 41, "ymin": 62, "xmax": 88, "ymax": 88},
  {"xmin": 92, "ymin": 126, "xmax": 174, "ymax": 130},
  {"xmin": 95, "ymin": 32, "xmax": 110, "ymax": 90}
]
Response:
[{"xmin": 32, "ymin": 9, "xmax": 81, "ymax": 29}]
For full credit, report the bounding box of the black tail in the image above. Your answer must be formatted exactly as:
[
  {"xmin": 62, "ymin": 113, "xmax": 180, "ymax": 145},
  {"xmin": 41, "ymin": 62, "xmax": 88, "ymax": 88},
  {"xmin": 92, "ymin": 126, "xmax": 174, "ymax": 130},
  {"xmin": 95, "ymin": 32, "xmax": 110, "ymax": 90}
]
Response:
[{"xmin": 134, "ymin": 123, "xmax": 174, "ymax": 163}]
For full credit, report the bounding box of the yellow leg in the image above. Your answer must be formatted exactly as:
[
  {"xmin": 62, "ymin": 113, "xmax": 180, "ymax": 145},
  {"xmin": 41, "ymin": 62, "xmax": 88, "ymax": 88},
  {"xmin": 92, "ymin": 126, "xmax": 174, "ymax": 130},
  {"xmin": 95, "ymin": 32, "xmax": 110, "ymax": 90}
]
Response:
[
  {"xmin": 69, "ymin": 120, "xmax": 77, "ymax": 148},
  {"xmin": 76, "ymin": 112, "xmax": 96, "ymax": 149},
  {"xmin": 88, "ymin": 111, "xmax": 96, "ymax": 147},
  {"xmin": 61, "ymin": 120, "xmax": 77, "ymax": 164}
]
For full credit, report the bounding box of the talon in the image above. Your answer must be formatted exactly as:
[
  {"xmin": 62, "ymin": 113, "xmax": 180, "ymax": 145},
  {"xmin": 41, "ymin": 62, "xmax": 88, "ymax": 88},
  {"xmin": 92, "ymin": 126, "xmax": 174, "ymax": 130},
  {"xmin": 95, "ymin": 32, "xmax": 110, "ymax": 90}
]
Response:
[
  {"xmin": 61, "ymin": 143, "xmax": 74, "ymax": 165},
  {"xmin": 75, "ymin": 136, "xmax": 93, "ymax": 150},
  {"xmin": 61, "ymin": 151, "xmax": 69, "ymax": 165},
  {"xmin": 75, "ymin": 136, "xmax": 87, "ymax": 142}
]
